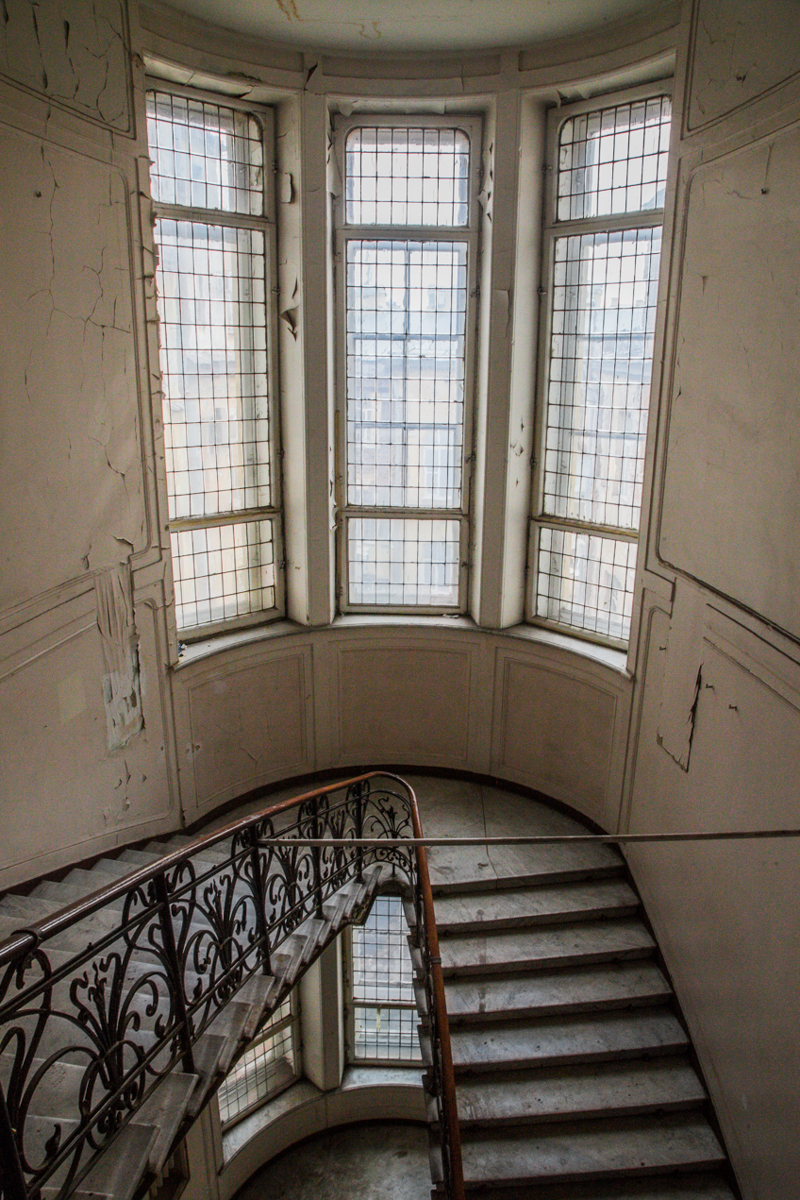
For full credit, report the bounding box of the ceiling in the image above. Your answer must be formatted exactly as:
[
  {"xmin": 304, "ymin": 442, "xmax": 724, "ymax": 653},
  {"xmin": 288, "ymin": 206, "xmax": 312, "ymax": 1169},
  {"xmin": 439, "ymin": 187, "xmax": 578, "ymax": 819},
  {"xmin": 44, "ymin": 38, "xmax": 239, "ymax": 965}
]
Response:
[{"xmin": 166, "ymin": 0, "xmax": 670, "ymax": 54}]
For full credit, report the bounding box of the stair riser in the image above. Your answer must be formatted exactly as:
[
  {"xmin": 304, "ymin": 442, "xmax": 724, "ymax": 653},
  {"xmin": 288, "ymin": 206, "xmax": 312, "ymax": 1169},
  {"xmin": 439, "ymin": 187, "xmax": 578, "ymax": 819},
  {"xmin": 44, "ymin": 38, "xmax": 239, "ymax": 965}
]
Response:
[
  {"xmin": 453, "ymin": 1044, "xmax": 689, "ymax": 1075},
  {"xmin": 447, "ymin": 992, "xmax": 674, "ymax": 1024},
  {"xmin": 431, "ymin": 866, "xmax": 624, "ymax": 897},
  {"xmin": 442, "ymin": 946, "xmax": 655, "ymax": 976},
  {"xmin": 438, "ymin": 904, "xmax": 640, "ymax": 934},
  {"xmin": 457, "ymin": 1097, "xmax": 708, "ymax": 1129},
  {"xmin": 461, "ymin": 1165, "xmax": 726, "ymax": 1192}
]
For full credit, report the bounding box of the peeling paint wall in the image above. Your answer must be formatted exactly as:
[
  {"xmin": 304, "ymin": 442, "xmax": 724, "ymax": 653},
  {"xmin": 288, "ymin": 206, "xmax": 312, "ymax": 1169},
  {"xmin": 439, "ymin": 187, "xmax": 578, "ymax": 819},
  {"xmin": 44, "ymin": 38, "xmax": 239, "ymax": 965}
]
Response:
[
  {"xmin": 625, "ymin": 2, "xmax": 800, "ymax": 1196},
  {"xmin": 0, "ymin": 0, "xmax": 177, "ymax": 888},
  {"xmin": 3, "ymin": 3, "xmax": 798, "ymax": 1194},
  {"xmin": 0, "ymin": 0, "xmax": 132, "ymax": 129}
]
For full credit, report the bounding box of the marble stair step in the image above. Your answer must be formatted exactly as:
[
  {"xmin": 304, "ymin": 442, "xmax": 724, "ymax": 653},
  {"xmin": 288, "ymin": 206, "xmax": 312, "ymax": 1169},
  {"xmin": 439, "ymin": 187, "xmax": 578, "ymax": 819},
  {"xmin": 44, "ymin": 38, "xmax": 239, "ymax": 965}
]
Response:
[
  {"xmin": 428, "ymin": 843, "xmax": 624, "ymax": 896},
  {"xmin": 458, "ymin": 1113, "xmax": 726, "ymax": 1188},
  {"xmin": 440, "ymin": 918, "xmax": 655, "ymax": 976},
  {"xmin": 443, "ymin": 1173, "xmax": 736, "ymax": 1200},
  {"xmin": 444, "ymin": 961, "xmax": 672, "ymax": 1024},
  {"xmin": 128, "ymin": 845, "xmax": 233, "ymax": 875},
  {"xmin": 22, "ymin": 1114, "xmax": 156, "ymax": 1200},
  {"xmin": 30, "ymin": 877, "xmax": 126, "ymax": 908},
  {"xmin": 434, "ymin": 879, "xmax": 639, "ymax": 934},
  {"xmin": 132, "ymin": 1071, "xmax": 198, "ymax": 1174},
  {"xmin": 62, "ymin": 865, "xmax": 130, "ymax": 892},
  {"xmin": 147, "ymin": 836, "xmax": 230, "ymax": 864},
  {"xmin": 450, "ymin": 1007, "xmax": 688, "ymax": 1072},
  {"xmin": 454, "ymin": 1058, "xmax": 707, "ymax": 1127}
]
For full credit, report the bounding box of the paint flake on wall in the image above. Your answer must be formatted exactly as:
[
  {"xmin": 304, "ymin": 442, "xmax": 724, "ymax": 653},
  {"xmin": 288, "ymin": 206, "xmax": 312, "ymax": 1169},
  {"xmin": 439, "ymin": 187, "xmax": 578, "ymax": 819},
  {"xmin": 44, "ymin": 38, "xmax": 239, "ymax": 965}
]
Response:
[{"xmin": 95, "ymin": 564, "xmax": 143, "ymax": 748}]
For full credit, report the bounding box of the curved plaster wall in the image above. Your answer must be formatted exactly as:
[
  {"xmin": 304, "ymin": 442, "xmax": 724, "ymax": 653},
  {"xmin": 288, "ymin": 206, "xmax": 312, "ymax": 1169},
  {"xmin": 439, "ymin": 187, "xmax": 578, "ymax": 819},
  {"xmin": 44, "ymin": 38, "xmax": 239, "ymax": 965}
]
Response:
[{"xmin": 3, "ymin": 5, "xmax": 800, "ymax": 1194}]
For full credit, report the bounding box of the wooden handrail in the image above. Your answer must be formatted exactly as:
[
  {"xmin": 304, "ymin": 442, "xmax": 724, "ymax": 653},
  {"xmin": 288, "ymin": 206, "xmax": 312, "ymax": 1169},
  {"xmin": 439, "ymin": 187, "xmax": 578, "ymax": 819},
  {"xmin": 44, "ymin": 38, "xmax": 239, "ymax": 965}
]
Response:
[{"xmin": 407, "ymin": 792, "xmax": 465, "ymax": 1200}]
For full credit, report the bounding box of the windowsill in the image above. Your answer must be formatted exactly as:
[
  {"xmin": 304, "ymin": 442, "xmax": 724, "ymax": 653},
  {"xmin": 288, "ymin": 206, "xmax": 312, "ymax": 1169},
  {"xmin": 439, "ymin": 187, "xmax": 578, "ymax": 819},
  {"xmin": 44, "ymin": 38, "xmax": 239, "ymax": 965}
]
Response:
[
  {"xmin": 175, "ymin": 613, "xmax": 629, "ymax": 676},
  {"xmin": 221, "ymin": 1064, "xmax": 424, "ymax": 1167}
]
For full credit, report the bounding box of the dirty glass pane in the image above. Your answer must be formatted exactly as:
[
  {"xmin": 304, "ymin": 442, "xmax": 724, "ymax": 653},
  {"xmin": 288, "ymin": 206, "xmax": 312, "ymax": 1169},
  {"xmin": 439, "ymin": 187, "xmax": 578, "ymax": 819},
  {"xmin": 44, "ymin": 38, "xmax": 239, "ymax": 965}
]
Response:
[
  {"xmin": 155, "ymin": 219, "xmax": 270, "ymax": 521},
  {"xmin": 170, "ymin": 519, "xmax": 275, "ymax": 630},
  {"xmin": 558, "ymin": 96, "xmax": 671, "ymax": 220},
  {"xmin": 346, "ymin": 240, "xmax": 467, "ymax": 509},
  {"xmin": 536, "ymin": 528, "xmax": 637, "ymax": 643},
  {"xmin": 348, "ymin": 516, "xmax": 460, "ymax": 608},
  {"xmin": 346, "ymin": 126, "xmax": 470, "ymax": 226},
  {"xmin": 544, "ymin": 226, "xmax": 661, "ymax": 530},
  {"xmin": 351, "ymin": 896, "xmax": 421, "ymax": 1063},
  {"xmin": 218, "ymin": 998, "xmax": 298, "ymax": 1124},
  {"xmin": 147, "ymin": 91, "xmax": 264, "ymax": 215}
]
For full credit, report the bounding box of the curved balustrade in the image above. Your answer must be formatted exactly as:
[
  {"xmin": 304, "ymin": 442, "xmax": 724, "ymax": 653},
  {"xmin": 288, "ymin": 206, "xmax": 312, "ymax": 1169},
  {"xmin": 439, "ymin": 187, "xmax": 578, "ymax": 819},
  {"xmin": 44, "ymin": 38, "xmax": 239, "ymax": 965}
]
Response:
[{"xmin": 0, "ymin": 773, "xmax": 464, "ymax": 1200}]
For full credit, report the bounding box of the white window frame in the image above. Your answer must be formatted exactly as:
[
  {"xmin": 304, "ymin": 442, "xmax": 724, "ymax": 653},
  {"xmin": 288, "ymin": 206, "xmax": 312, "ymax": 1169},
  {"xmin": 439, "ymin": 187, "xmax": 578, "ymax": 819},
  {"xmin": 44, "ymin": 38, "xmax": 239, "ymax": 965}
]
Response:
[
  {"xmin": 146, "ymin": 80, "xmax": 285, "ymax": 641},
  {"xmin": 216, "ymin": 992, "xmax": 301, "ymax": 1127},
  {"xmin": 527, "ymin": 82, "xmax": 672, "ymax": 648},
  {"xmin": 333, "ymin": 113, "xmax": 482, "ymax": 615},
  {"xmin": 343, "ymin": 893, "xmax": 421, "ymax": 1066}
]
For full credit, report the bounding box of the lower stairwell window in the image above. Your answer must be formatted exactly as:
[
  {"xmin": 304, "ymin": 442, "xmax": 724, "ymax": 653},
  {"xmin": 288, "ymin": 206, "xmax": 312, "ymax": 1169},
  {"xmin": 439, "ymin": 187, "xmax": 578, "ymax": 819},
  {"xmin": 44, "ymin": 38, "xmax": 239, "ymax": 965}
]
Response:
[
  {"xmin": 217, "ymin": 994, "xmax": 300, "ymax": 1124},
  {"xmin": 347, "ymin": 894, "xmax": 421, "ymax": 1063}
]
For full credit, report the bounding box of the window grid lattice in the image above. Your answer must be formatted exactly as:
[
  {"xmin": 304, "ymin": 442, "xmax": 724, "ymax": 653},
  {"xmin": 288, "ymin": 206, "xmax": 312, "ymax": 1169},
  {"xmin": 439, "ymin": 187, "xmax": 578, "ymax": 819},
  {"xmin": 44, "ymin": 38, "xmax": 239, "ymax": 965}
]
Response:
[
  {"xmin": 148, "ymin": 86, "xmax": 280, "ymax": 635},
  {"xmin": 171, "ymin": 519, "xmax": 275, "ymax": 630},
  {"xmin": 351, "ymin": 895, "xmax": 420, "ymax": 1063},
  {"xmin": 544, "ymin": 226, "xmax": 662, "ymax": 530},
  {"xmin": 217, "ymin": 998, "xmax": 297, "ymax": 1125},
  {"xmin": 345, "ymin": 126, "xmax": 470, "ymax": 226},
  {"xmin": 537, "ymin": 528, "xmax": 637, "ymax": 642},
  {"xmin": 156, "ymin": 219, "xmax": 270, "ymax": 522},
  {"xmin": 147, "ymin": 91, "xmax": 264, "ymax": 215},
  {"xmin": 346, "ymin": 239, "xmax": 467, "ymax": 510},
  {"xmin": 558, "ymin": 96, "xmax": 671, "ymax": 221},
  {"xmin": 348, "ymin": 516, "xmax": 460, "ymax": 608}
]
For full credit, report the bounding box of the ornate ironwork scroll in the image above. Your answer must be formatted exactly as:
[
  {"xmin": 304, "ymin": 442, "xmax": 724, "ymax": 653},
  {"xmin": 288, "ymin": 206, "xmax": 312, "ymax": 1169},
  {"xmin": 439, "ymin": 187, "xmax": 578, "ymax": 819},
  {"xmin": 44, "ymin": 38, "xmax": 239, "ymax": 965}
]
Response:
[{"xmin": 0, "ymin": 773, "xmax": 462, "ymax": 1200}]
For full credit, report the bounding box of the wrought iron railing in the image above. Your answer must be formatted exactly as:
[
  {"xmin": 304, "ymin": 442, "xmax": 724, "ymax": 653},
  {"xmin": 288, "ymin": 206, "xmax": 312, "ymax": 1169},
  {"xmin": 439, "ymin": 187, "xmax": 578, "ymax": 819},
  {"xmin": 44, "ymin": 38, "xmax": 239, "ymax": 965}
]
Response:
[{"xmin": 0, "ymin": 773, "xmax": 464, "ymax": 1200}]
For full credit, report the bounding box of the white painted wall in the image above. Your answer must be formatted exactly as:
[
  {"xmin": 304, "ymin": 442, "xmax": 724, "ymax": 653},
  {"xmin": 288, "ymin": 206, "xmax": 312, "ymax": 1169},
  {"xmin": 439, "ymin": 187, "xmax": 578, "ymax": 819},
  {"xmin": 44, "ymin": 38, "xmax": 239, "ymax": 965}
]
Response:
[{"xmin": 1, "ymin": 2, "xmax": 799, "ymax": 1197}]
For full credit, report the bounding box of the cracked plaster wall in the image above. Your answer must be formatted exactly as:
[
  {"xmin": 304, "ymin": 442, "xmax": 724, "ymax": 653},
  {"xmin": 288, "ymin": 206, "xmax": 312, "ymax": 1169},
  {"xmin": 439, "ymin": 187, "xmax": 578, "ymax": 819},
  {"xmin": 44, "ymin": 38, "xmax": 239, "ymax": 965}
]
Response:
[
  {"xmin": 0, "ymin": 0, "xmax": 131, "ymax": 129},
  {"xmin": 0, "ymin": 1, "xmax": 798, "ymax": 1194},
  {"xmin": 0, "ymin": 0, "xmax": 175, "ymax": 888},
  {"xmin": 624, "ymin": 3, "xmax": 800, "ymax": 1197}
]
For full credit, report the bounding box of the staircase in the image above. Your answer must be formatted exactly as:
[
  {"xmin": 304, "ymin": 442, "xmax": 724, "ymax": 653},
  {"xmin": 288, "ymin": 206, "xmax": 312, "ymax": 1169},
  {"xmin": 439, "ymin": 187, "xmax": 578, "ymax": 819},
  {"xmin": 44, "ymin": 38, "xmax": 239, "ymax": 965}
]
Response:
[
  {"xmin": 0, "ymin": 786, "xmax": 395, "ymax": 1200},
  {"xmin": 1, "ymin": 776, "xmax": 740, "ymax": 1200},
  {"xmin": 425, "ymin": 838, "xmax": 738, "ymax": 1199}
]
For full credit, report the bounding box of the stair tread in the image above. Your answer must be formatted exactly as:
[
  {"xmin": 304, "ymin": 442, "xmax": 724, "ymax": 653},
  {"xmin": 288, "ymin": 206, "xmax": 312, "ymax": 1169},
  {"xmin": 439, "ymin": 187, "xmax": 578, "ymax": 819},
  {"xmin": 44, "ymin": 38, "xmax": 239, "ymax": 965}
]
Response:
[
  {"xmin": 455, "ymin": 1058, "xmax": 707, "ymax": 1126},
  {"xmin": 428, "ymin": 843, "xmax": 624, "ymax": 896},
  {"xmin": 451, "ymin": 1007, "xmax": 688, "ymax": 1070},
  {"xmin": 441, "ymin": 918, "xmax": 655, "ymax": 974},
  {"xmin": 137, "ymin": 1071, "xmax": 198, "ymax": 1173},
  {"xmin": 445, "ymin": 962, "xmax": 672, "ymax": 1022},
  {"xmin": 78, "ymin": 1121, "xmax": 160, "ymax": 1200},
  {"xmin": 434, "ymin": 879, "xmax": 639, "ymax": 932},
  {"xmin": 453, "ymin": 1172, "xmax": 736, "ymax": 1199},
  {"xmin": 459, "ymin": 1114, "xmax": 725, "ymax": 1185}
]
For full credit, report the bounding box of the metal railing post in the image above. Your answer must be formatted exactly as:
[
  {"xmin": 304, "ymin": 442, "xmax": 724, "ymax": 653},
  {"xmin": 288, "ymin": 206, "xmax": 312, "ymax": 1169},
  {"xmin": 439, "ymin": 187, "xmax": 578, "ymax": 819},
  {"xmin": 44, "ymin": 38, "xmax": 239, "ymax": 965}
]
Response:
[
  {"xmin": 153, "ymin": 871, "xmax": 195, "ymax": 1074},
  {"xmin": 248, "ymin": 837, "xmax": 272, "ymax": 975},
  {"xmin": 355, "ymin": 785, "xmax": 364, "ymax": 883},
  {"xmin": 311, "ymin": 797, "xmax": 324, "ymax": 918},
  {"xmin": 0, "ymin": 1078, "xmax": 27, "ymax": 1200}
]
